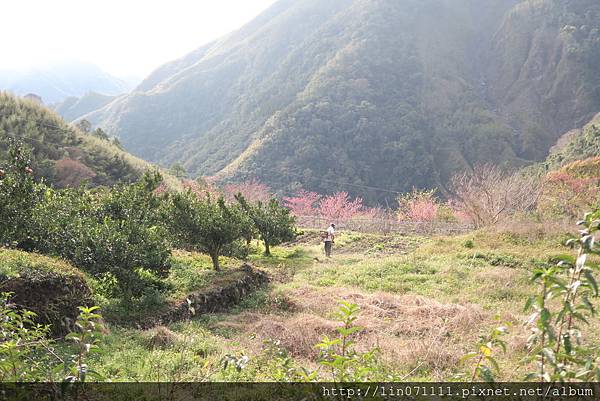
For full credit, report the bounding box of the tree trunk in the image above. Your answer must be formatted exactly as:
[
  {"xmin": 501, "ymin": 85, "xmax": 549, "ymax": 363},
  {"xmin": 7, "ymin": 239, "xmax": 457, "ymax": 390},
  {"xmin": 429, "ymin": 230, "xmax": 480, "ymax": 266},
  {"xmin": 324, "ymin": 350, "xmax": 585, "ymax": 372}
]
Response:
[
  {"xmin": 210, "ymin": 251, "xmax": 220, "ymax": 271},
  {"xmin": 264, "ymin": 241, "xmax": 270, "ymax": 256},
  {"xmin": 245, "ymin": 238, "xmax": 251, "ymax": 260}
]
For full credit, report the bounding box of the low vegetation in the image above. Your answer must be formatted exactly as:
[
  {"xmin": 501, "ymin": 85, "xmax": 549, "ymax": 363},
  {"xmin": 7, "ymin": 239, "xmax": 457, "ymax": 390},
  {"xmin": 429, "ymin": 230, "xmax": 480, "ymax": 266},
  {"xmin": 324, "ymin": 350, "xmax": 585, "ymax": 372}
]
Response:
[
  {"xmin": 0, "ymin": 249, "xmax": 91, "ymax": 335},
  {"xmin": 2, "ymin": 211, "xmax": 598, "ymax": 382},
  {"xmin": 1, "ymin": 129, "xmax": 599, "ymax": 384}
]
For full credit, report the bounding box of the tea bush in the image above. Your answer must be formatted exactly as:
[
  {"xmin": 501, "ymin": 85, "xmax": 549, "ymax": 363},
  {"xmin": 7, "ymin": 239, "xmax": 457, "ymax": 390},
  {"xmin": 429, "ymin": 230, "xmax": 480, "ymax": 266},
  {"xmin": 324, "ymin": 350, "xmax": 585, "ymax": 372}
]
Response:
[
  {"xmin": 0, "ymin": 139, "xmax": 44, "ymax": 250},
  {"xmin": 28, "ymin": 173, "xmax": 171, "ymax": 293}
]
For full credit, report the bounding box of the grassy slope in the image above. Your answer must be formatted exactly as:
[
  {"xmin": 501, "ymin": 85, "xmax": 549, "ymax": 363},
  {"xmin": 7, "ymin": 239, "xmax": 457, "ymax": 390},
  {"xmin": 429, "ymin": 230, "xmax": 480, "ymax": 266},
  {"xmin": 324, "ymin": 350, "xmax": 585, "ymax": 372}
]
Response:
[
  {"xmin": 90, "ymin": 223, "xmax": 600, "ymax": 381},
  {"xmin": 0, "ymin": 248, "xmax": 85, "ymax": 279}
]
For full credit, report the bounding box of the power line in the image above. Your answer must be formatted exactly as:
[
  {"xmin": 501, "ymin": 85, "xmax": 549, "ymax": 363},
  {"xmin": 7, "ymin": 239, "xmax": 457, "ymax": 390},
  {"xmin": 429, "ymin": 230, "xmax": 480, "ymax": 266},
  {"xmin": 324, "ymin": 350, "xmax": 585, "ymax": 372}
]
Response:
[
  {"xmin": 248, "ymin": 164, "xmax": 405, "ymax": 195},
  {"xmin": 2, "ymin": 117, "xmax": 406, "ymax": 197}
]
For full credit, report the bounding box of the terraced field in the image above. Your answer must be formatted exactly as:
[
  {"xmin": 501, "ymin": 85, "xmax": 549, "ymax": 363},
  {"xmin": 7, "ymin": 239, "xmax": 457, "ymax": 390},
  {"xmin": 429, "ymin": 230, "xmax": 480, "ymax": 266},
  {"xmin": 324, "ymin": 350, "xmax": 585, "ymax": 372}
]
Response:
[{"xmin": 89, "ymin": 222, "xmax": 600, "ymax": 381}]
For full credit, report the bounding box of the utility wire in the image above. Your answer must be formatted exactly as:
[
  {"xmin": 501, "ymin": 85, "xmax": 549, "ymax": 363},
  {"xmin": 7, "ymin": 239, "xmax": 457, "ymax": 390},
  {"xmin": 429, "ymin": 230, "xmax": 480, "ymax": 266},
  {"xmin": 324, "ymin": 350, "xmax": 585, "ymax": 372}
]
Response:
[
  {"xmin": 3, "ymin": 119, "xmax": 405, "ymax": 196},
  {"xmin": 249, "ymin": 164, "xmax": 405, "ymax": 195}
]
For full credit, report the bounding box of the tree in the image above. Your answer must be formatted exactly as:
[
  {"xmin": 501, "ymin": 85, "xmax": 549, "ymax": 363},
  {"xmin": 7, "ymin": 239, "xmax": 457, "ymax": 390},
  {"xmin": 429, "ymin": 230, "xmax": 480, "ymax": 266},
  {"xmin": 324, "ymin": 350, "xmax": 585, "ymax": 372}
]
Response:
[
  {"xmin": 30, "ymin": 171, "xmax": 171, "ymax": 292},
  {"xmin": 283, "ymin": 190, "xmax": 321, "ymax": 217},
  {"xmin": 169, "ymin": 163, "xmax": 188, "ymax": 179},
  {"xmin": 538, "ymin": 157, "xmax": 600, "ymax": 219},
  {"xmin": 0, "ymin": 140, "xmax": 43, "ymax": 249},
  {"xmin": 92, "ymin": 128, "xmax": 109, "ymax": 141},
  {"xmin": 112, "ymin": 137, "xmax": 123, "ymax": 149},
  {"xmin": 396, "ymin": 189, "xmax": 439, "ymax": 222},
  {"xmin": 318, "ymin": 192, "xmax": 363, "ymax": 223},
  {"xmin": 75, "ymin": 119, "xmax": 91, "ymax": 134},
  {"xmin": 182, "ymin": 178, "xmax": 220, "ymax": 200},
  {"xmin": 236, "ymin": 195, "xmax": 296, "ymax": 256},
  {"xmin": 223, "ymin": 179, "xmax": 271, "ymax": 203},
  {"xmin": 449, "ymin": 164, "xmax": 543, "ymax": 228},
  {"xmin": 166, "ymin": 192, "xmax": 245, "ymax": 270}
]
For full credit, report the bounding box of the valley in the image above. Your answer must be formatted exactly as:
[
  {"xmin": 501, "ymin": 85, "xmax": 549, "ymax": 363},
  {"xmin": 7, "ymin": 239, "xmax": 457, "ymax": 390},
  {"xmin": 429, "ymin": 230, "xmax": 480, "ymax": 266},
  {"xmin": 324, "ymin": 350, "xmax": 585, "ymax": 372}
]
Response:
[{"xmin": 1, "ymin": 0, "xmax": 600, "ymax": 392}]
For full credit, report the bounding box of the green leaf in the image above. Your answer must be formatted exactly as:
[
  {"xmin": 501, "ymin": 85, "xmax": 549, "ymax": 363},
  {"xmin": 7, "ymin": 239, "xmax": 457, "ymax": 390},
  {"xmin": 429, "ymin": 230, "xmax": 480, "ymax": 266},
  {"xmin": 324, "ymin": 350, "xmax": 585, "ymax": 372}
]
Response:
[
  {"xmin": 336, "ymin": 326, "xmax": 362, "ymax": 336},
  {"xmin": 459, "ymin": 351, "xmax": 479, "ymax": 364},
  {"xmin": 479, "ymin": 366, "xmax": 495, "ymax": 382},
  {"xmin": 583, "ymin": 270, "xmax": 598, "ymax": 296},
  {"xmin": 539, "ymin": 308, "xmax": 551, "ymax": 329},
  {"xmin": 563, "ymin": 333, "xmax": 572, "ymax": 354}
]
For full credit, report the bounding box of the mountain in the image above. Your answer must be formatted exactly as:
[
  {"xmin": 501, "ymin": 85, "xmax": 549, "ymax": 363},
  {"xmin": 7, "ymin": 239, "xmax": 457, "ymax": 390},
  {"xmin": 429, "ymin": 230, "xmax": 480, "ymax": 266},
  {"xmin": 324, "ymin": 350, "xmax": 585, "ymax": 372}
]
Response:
[
  {"xmin": 0, "ymin": 92, "xmax": 172, "ymax": 188},
  {"xmin": 0, "ymin": 61, "xmax": 133, "ymax": 104},
  {"xmin": 53, "ymin": 92, "xmax": 117, "ymax": 122},
  {"xmin": 87, "ymin": 0, "xmax": 600, "ymax": 204}
]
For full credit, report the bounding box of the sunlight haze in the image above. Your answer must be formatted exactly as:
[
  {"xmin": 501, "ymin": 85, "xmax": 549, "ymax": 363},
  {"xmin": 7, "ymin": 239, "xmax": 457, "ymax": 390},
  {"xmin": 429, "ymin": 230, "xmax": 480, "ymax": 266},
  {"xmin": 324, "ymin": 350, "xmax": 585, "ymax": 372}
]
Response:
[{"xmin": 1, "ymin": 0, "xmax": 277, "ymax": 78}]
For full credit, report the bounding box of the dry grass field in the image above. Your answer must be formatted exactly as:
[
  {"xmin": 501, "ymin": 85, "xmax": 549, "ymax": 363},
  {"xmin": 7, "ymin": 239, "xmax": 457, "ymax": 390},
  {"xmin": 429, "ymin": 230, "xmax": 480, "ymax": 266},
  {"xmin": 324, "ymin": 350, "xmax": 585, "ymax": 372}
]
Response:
[{"xmin": 88, "ymin": 220, "xmax": 600, "ymax": 381}]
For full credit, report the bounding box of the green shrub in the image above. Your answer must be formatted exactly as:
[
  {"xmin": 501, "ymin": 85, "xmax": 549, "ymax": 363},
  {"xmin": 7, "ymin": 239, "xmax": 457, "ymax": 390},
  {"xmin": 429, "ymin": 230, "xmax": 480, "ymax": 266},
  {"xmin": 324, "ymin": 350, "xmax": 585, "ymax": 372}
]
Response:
[
  {"xmin": 473, "ymin": 252, "xmax": 522, "ymax": 268},
  {"xmin": 0, "ymin": 139, "xmax": 44, "ymax": 249},
  {"xmin": 460, "ymin": 322, "xmax": 508, "ymax": 381},
  {"xmin": 0, "ymin": 293, "xmax": 105, "ymax": 382},
  {"xmin": 523, "ymin": 210, "xmax": 600, "ymax": 381},
  {"xmin": 1, "ymin": 142, "xmax": 171, "ymax": 293},
  {"xmin": 0, "ymin": 292, "xmax": 52, "ymax": 381},
  {"xmin": 29, "ymin": 172, "xmax": 171, "ymax": 293},
  {"xmin": 315, "ymin": 301, "xmax": 382, "ymax": 381}
]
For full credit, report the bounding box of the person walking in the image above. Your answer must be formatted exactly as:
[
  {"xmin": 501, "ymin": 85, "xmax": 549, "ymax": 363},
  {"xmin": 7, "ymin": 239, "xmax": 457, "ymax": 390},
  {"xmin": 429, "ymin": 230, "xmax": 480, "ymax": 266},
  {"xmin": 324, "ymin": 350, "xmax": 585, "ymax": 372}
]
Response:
[{"xmin": 324, "ymin": 223, "xmax": 335, "ymax": 257}]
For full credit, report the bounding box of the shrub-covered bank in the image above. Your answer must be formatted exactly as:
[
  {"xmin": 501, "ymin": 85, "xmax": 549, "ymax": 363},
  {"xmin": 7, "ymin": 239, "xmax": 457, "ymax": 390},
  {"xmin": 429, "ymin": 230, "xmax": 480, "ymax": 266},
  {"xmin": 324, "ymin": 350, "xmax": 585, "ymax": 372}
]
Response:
[{"xmin": 0, "ymin": 140, "xmax": 296, "ymax": 293}]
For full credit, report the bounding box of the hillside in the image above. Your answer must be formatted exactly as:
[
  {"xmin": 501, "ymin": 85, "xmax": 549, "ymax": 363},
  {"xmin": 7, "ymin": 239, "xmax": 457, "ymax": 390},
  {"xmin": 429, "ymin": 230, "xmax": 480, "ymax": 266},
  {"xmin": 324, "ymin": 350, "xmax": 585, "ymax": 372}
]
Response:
[
  {"xmin": 87, "ymin": 0, "xmax": 600, "ymax": 204},
  {"xmin": 545, "ymin": 112, "xmax": 600, "ymax": 169},
  {"xmin": 0, "ymin": 92, "xmax": 164, "ymax": 187},
  {"xmin": 53, "ymin": 91, "xmax": 117, "ymax": 122}
]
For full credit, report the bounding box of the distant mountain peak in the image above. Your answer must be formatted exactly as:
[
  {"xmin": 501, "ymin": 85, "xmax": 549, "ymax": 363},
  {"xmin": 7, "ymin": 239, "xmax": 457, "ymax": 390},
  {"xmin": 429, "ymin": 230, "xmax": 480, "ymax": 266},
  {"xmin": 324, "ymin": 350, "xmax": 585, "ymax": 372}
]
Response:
[{"xmin": 0, "ymin": 61, "xmax": 137, "ymax": 104}]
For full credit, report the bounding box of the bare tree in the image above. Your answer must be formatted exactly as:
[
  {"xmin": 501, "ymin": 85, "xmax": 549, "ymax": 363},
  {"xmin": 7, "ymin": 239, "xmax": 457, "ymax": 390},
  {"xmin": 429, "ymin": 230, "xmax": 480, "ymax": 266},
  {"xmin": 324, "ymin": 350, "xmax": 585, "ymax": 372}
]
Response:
[{"xmin": 449, "ymin": 164, "xmax": 543, "ymax": 228}]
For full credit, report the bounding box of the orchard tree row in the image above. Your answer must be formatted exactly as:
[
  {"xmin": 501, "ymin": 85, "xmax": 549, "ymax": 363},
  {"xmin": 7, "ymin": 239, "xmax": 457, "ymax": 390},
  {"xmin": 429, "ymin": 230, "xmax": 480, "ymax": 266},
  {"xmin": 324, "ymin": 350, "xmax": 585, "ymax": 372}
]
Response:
[{"xmin": 0, "ymin": 140, "xmax": 296, "ymax": 294}]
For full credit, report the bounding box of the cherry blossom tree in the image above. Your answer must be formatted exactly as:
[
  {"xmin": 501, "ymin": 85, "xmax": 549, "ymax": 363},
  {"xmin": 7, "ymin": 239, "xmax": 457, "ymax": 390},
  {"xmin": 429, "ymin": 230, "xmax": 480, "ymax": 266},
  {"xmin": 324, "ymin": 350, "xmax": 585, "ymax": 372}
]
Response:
[
  {"xmin": 182, "ymin": 179, "xmax": 221, "ymax": 200},
  {"xmin": 283, "ymin": 190, "xmax": 321, "ymax": 217},
  {"xmin": 223, "ymin": 179, "xmax": 271, "ymax": 203},
  {"xmin": 396, "ymin": 189, "xmax": 439, "ymax": 222},
  {"xmin": 318, "ymin": 191, "xmax": 364, "ymax": 222}
]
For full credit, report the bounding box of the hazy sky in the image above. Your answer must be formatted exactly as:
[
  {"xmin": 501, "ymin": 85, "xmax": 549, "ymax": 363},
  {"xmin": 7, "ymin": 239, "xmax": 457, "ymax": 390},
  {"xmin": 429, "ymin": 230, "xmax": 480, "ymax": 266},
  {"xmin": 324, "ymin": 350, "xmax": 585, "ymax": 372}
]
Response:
[{"xmin": 2, "ymin": 0, "xmax": 277, "ymax": 78}]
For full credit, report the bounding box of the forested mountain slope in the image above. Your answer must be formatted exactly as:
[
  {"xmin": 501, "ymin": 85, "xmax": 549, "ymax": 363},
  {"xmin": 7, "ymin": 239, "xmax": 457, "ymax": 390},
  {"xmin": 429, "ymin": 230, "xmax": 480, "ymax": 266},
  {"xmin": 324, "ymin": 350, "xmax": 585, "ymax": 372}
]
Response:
[
  {"xmin": 0, "ymin": 93, "xmax": 152, "ymax": 187},
  {"xmin": 87, "ymin": 0, "xmax": 600, "ymax": 203},
  {"xmin": 54, "ymin": 92, "xmax": 117, "ymax": 122}
]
